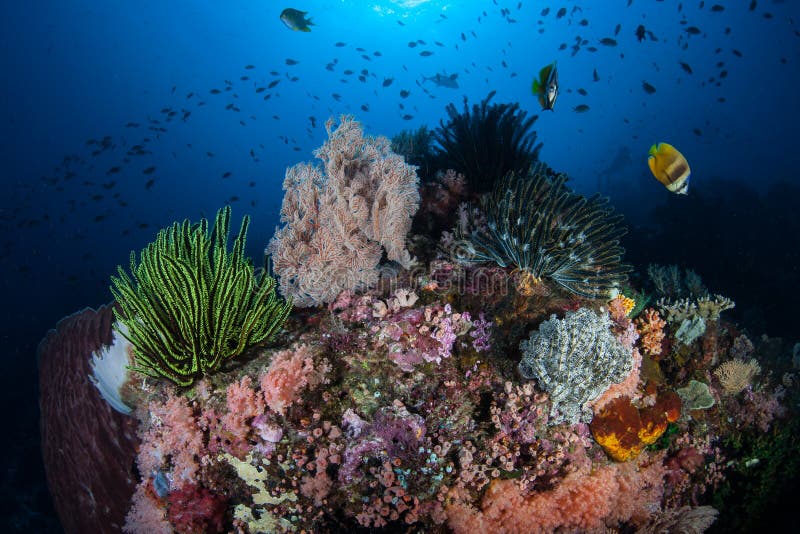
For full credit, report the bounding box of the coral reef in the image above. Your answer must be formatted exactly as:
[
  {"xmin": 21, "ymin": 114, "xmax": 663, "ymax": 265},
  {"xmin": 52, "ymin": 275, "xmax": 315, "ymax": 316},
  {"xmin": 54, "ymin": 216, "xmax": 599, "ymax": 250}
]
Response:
[
  {"xmin": 111, "ymin": 206, "xmax": 291, "ymax": 386},
  {"xmin": 268, "ymin": 115, "xmax": 420, "ymax": 306},
  {"xmin": 39, "ymin": 120, "xmax": 800, "ymax": 534}
]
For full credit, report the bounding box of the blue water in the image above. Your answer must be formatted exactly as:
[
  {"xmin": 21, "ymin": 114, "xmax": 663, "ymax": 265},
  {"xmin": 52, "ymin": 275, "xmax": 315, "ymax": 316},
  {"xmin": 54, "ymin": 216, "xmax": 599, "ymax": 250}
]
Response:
[{"xmin": 1, "ymin": 1, "xmax": 798, "ymax": 530}]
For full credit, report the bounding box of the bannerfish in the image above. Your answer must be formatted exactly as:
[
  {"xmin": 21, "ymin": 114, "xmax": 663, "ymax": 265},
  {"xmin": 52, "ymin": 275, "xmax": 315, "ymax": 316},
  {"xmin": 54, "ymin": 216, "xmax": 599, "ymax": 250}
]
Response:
[
  {"xmin": 648, "ymin": 142, "xmax": 691, "ymax": 194},
  {"xmin": 532, "ymin": 61, "xmax": 558, "ymax": 110},
  {"xmin": 280, "ymin": 8, "xmax": 314, "ymax": 32}
]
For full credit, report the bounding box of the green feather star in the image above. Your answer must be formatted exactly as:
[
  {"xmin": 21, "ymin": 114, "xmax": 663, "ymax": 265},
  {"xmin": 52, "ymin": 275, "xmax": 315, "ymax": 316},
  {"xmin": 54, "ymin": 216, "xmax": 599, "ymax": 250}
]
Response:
[{"xmin": 110, "ymin": 206, "xmax": 292, "ymax": 386}]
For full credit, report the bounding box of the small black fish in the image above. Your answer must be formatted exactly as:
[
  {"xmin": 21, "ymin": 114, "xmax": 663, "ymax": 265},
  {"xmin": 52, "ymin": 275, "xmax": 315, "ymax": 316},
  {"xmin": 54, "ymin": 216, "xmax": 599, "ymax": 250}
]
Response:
[
  {"xmin": 335, "ymin": 42, "xmax": 347, "ymax": 47},
  {"xmin": 599, "ymin": 37, "xmax": 617, "ymax": 46},
  {"xmin": 361, "ymin": 104, "xmax": 370, "ymax": 112},
  {"xmin": 244, "ymin": 64, "xmax": 255, "ymax": 69},
  {"xmin": 693, "ymin": 128, "xmax": 703, "ymax": 136},
  {"xmin": 635, "ymin": 25, "xmax": 646, "ymax": 42},
  {"xmin": 642, "ymin": 81, "xmax": 657, "ymax": 94},
  {"xmin": 125, "ymin": 122, "xmax": 140, "ymax": 128},
  {"xmin": 685, "ymin": 26, "xmax": 701, "ymax": 35},
  {"xmin": 710, "ymin": 4, "xmax": 724, "ymax": 12},
  {"xmin": 679, "ymin": 62, "xmax": 693, "ymax": 74},
  {"xmin": 419, "ymin": 50, "xmax": 433, "ymax": 56},
  {"xmin": 556, "ymin": 7, "xmax": 566, "ymax": 18},
  {"xmin": 593, "ymin": 68, "xmax": 600, "ymax": 81},
  {"xmin": 402, "ymin": 114, "xmax": 413, "ymax": 120},
  {"xmin": 145, "ymin": 179, "xmax": 155, "ymax": 189},
  {"xmin": 382, "ymin": 78, "xmax": 393, "ymax": 87},
  {"xmin": 399, "ymin": 89, "xmax": 410, "ymax": 98},
  {"xmin": 577, "ymin": 88, "xmax": 588, "ymax": 96},
  {"xmin": 285, "ymin": 58, "xmax": 299, "ymax": 65},
  {"xmin": 408, "ymin": 41, "xmax": 417, "ymax": 48},
  {"xmin": 143, "ymin": 166, "xmax": 156, "ymax": 175},
  {"xmin": 106, "ymin": 166, "xmax": 121, "ymax": 175},
  {"xmin": 210, "ymin": 88, "xmax": 221, "ymax": 94},
  {"xmin": 222, "ymin": 171, "xmax": 232, "ymax": 178},
  {"xmin": 332, "ymin": 93, "xmax": 342, "ymax": 101},
  {"xmin": 268, "ymin": 79, "xmax": 280, "ymax": 88},
  {"xmin": 573, "ymin": 104, "xmax": 590, "ymax": 113}
]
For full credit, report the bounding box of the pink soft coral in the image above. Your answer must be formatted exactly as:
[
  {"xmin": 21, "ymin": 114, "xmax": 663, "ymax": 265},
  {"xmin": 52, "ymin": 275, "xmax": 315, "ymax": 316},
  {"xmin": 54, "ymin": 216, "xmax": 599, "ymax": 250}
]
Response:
[
  {"xmin": 221, "ymin": 376, "xmax": 265, "ymax": 441},
  {"xmin": 446, "ymin": 455, "xmax": 665, "ymax": 533},
  {"xmin": 137, "ymin": 391, "xmax": 204, "ymax": 487},
  {"xmin": 261, "ymin": 344, "xmax": 328, "ymax": 415}
]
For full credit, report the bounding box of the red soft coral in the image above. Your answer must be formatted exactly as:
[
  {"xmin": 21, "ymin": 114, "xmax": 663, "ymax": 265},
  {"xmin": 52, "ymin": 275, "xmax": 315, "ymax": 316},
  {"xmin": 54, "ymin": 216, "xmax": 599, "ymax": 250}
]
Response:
[{"xmin": 167, "ymin": 484, "xmax": 226, "ymax": 534}]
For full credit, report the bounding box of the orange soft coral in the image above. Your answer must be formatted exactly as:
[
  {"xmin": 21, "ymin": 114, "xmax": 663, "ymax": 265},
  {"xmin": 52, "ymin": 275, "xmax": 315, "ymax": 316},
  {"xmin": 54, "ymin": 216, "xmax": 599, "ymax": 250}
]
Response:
[{"xmin": 635, "ymin": 308, "xmax": 666, "ymax": 359}]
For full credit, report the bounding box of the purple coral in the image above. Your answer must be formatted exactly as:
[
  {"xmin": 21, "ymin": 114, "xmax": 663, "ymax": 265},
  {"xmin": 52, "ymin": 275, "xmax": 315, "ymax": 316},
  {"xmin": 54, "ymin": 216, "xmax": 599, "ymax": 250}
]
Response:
[{"xmin": 469, "ymin": 312, "xmax": 493, "ymax": 352}]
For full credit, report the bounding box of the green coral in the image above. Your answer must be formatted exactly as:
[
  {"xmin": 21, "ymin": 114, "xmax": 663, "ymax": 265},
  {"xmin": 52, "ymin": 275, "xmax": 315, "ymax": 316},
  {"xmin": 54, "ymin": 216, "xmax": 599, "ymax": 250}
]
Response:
[{"xmin": 110, "ymin": 206, "xmax": 292, "ymax": 386}]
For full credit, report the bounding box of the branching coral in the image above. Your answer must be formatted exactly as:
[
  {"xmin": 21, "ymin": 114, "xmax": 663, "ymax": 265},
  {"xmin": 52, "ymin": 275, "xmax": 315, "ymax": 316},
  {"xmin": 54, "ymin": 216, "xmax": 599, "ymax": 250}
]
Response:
[
  {"xmin": 714, "ymin": 359, "xmax": 760, "ymax": 394},
  {"xmin": 433, "ymin": 90, "xmax": 542, "ymax": 193},
  {"xmin": 110, "ymin": 206, "xmax": 292, "ymax": 386},
  {"xmin": 268, "ymin": 115, "xmax": 420, "ymax": 307},
  {"xmin": 456, "ymin": 165, "xmax": 630, "ymax": 299}
]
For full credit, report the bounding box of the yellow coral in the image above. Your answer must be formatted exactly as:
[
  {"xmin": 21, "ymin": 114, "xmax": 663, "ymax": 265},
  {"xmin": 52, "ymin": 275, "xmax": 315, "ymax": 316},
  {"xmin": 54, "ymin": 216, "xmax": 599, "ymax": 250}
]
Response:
[{"xmin": 609, "ymin": 294, "xmax": 636, "ymax": 317}]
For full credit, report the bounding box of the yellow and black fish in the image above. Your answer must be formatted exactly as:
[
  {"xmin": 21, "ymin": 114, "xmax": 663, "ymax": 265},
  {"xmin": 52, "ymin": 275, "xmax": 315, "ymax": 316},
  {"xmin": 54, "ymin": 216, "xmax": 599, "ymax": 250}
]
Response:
[
  {"xmin": 647, "ymin": 142, "xmax": 691, "ymax": 194},
  {"xmin": 532, "ymin": 62, "xmax": 558, "ymax": 111},
  {"xmin": 280, "ymin": 8, "xmax": 314, "ymax": 32}
]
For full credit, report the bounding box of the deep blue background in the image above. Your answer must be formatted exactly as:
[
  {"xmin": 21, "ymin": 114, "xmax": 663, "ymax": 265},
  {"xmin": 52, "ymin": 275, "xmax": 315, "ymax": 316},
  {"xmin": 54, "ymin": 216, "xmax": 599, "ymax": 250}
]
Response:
[{"xmin": 1, "ymin": 1, "xmax": 798, "ymax": 530}]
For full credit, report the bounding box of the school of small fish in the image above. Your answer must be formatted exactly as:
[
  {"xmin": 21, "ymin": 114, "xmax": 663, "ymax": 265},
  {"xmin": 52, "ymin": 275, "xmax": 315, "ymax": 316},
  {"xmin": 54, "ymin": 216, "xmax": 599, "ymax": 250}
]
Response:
[{"xmin": 3, "ymin": 1, "xmax": 797, "ymax": 285}]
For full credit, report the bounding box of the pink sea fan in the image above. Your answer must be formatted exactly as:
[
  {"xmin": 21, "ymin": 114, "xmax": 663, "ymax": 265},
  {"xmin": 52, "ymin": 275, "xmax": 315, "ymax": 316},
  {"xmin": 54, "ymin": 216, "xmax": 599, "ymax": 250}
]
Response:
[
  {"xmin": 261, "ymin": 344, "xmax": 327, "ymax": 415},
  {"xmin": 267, "ymin": 115, "xmax": 420, "ymax": 306}
]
